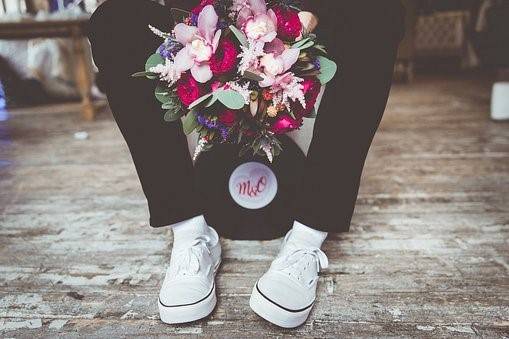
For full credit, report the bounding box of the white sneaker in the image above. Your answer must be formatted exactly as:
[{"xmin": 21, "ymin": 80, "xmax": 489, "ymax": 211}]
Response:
[
  {"xmin": 158, "ymin": 226, "xmax": 221, "ymax": 324},
  {"xmin": 249, "ymin": 231, "xmax": 328, "ymax": 328}
]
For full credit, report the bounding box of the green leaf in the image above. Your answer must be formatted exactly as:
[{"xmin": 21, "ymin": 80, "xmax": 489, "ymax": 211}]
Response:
[
  {"xmin": 205, "ymin": 94, "xmax": 219, "ymax": 107},
  {"xmin": 313, "ymin": 44, "xmax": 327, "ymax": 54},
  {"xmin": 243, "ymin": 70, "xmax": 264, "ymax": 82},
  {"xmin": 216, "ymin": 90, "xmax": 245, "ymax": 110},
  {"xmin": 145, "ymin": 53, "xmax": 164, "ymax": 73},
  {"xmin": 183, "ymin": 111, "xmax": 199, "ymax": 135},
  {"xmin": 188, "ymin": 92, "xmax": 213, "ymax": 110},
  {"xmin": 132, "ymin": 71, "xmax": 154, "ymax": 77},
  {"xmin": 171, "ymin": 8, "xmax": 191, "ymax": 24},
  {"xmin": 292, "ymin": 37, "xmax": 311, "ymax": 49},
  {"xmin": 316, "ymin": 56, "xmax": 338, "ymax": 85},
  {"xmin": 296, "ymin": 40, "xmax": 315, "ymax": 50},
  {"xmin": 161, "ymin": 100, "xmax": 180, "ymax": 110},
  {"xmin": 229, "ymin": 25, "xmax": 248, "ymax": 47},
  {"xmin": 155, "ymin": 85, "xmax": 172, "ymax": 104},
  {"xmin": 164, "ymin": 109, "xmax": 183, "ymax": 122}
]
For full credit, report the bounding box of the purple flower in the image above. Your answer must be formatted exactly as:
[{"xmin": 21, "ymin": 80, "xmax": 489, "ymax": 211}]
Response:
[
  {"xmin": 312, "ymin": 58, "xmax": 321, "ymax": 70},
  {"xmin": 196, "ymin": 112, "xmax": 230, "ymax": 141},
  {"xmin": 191, "ymin": 13, "xmax": 199, "ymax": 26},
  {"xmin": 157, "ymin": 40, "xmax": 182, "ymax": 59}
]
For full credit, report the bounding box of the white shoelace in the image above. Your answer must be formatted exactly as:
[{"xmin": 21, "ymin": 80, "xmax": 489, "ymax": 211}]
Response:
[
  {"xmin": 272, "ymin": 246, "xmax": 329, "ymax": 287},
  {"xmin": 173, "ymin": 235, "xmax": 212, "ymax": 277}
]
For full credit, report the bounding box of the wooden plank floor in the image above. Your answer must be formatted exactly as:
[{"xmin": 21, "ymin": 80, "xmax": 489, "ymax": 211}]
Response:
[{"xmin": 0, "ymin": 74, "xmax": 508, "ymax": 337}]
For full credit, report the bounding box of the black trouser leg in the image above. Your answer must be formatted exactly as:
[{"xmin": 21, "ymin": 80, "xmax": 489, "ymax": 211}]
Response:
[
  {"xmin": 296, "ymin": 1, "xmax": 405, "ymax": 233},
  {"xmin": 88, "ymin": 0, "xmax": 202, "ymax": 227}
]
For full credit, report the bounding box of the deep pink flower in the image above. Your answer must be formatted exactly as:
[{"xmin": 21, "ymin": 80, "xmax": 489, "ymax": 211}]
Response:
[
  {"xmin": 210, "ymin": 38, "xmax": 238, "ymax": 76},
  {"xmin": 270, "ymin": 114, "xmax": 303, "ymax": 134},
  {"xmin": 176, "ymin": 73, "xmax": 203, "ymax": 107},
  {"xmin": 218, "ymin": 109, "xmax": 237, "ymax": 126},
  {"xmin": 192, "ymin": 0, "xmax": 216, "ymax": 15},
  {"xmin": 272, "ymin": 6, "xmax": 302, "ymax": 41},
  {"xmin": 293, "ymin": 77, "xmax": 321, "ymax": 117}
]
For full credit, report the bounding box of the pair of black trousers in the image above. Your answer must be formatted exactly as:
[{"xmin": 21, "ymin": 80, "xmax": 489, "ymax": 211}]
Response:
[{"xmin": 88, "ymin": 0, "xmax": 404, "ymax": 233}]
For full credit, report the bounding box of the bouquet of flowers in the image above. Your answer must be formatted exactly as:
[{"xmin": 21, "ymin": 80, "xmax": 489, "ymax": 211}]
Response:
[{"xmin": 135, "ymin": 0, "xmax": 337, "ymax": 161}]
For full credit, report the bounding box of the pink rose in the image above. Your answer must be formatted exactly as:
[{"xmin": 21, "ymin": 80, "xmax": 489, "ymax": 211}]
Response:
[
  {"xmin": 272, "ymin": 6, "xmax": 302, "ymax": 41},
  {"xmin": 176, "ymin": 73, "xmax": 203, "ymax": 107},
  {"xmin": 270, "ymin": 114, "xmax": 303, "ymax": 134},
  {"xmin": 210, "ymin": 38, "xmax": 238, "ymax": 76}
]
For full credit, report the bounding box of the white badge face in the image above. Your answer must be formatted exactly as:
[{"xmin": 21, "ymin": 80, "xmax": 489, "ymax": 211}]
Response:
[{"xmin": 228, "ymin": 162, "xmax": 278, "ymax": 210}]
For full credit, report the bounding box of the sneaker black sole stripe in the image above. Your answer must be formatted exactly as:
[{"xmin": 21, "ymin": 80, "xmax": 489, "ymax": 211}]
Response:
[
  {"xmin": 255, "ymin": 283, "xmax": 314, "ymax": 313},
  {"xmin": 159, "ymin": 283, "xmax": 215, "ymax": 308}
]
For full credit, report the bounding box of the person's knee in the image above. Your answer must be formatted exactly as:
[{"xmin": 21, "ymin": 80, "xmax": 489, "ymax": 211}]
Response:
[
  {"xmin": 88, "ymin": 0, "xmax": 170, "ymax": 73},
  {"xmin": 363, "ymin": 1, "xmax": 406, "ymax": 44}
]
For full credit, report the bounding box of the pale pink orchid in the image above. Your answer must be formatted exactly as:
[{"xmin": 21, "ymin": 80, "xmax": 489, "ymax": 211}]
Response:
[
  {"xmin": 269, "ymin": 72, "xmax": 306, "ymax": 111},
  {"xmin": 258, "ymin": 47, "xmax": 300, "ymax": 87},
  {"xmin": 173, "ymin": 5, "xmax": 222, "ymax": 83},
  {"xmin": 237, "ymin": 0, "xmax": 278, "ymax": 43}
]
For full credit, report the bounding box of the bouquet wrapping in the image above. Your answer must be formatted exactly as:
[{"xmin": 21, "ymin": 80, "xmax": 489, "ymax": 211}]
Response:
[{"xmin": 135, "ymin": 0, "xmax": 338, "ymax": 161}]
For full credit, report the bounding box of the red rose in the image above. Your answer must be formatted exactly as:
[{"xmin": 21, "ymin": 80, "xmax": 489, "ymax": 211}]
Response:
[
  {"xmin": 191, "ymin": 0, "xmax": 216, "ymax": 15},
  {"xmin": 270, "ymin": 114, "xmax": 303, "ymax": 134},
  {"xmin": 210, "ymin": 38, "xmax": 238, "ymax": 76},
  {"xmin": 218, "ymin": 109, "xmax": 237, "ymax": 126},
  {"xmin": 292, "ymin": 77, "xmax": 321, "ymax": 118},
  {"xmin": 272, "ymin": 6, "xmax": 302, "ymax": 41},
  {"xmin": 176, "ymin": 73, "xmax": 202, "ymax": 107}
]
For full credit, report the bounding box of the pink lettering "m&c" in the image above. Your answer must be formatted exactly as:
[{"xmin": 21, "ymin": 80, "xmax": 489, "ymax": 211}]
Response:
[{"xmin": 237, "ymin": 176, "xmax": 267, "ymax": 198}]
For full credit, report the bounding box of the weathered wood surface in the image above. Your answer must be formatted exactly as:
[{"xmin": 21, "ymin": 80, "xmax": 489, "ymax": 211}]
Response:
[{"xmin": 0, "ymin": 75, "xmax": 508, "ymax": 338}]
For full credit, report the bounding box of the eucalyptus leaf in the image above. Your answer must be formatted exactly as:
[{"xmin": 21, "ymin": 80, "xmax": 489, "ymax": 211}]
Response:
[
  {"xmin": 229, "ymin": 25, "xmax": 248, "ymax": 47},
  {"xmin": 292, "ymin": 37, "xmax": 310, "ymax": 49},
  {"xmin": 145, "ymin": 53, "xmax": 164, "ymax": 73},
  {"xmin": 188, "ymin": 92, "xmax": 214, "ymax": 110},
  {"xmin": 316, "ymin": 56, "xmax": 338, "ymax": 85},
  {"xmin": 161, "ymin": 102, "xmax": 174, "ymax": 110},
  {"xmin": 183, "ymin": 111, "xmax": 199, "ymax": 135},
  {"xmin": 216, "ymin": 89, "xmax": 245, "ymax": 110},
  {"xmin": 164, "ymin": 109, "xmax": 183, "ymax": 122},
  {"xmin": 296, "ymin": 40, "xmax": 315, "ymax": 50},
  {"xmin": 205, "ymin": 93, "xmax": 219, "ymax": 107},
  {"xmin": 155, "ymin": 85, "xmax": 171, "ymax": 104}
]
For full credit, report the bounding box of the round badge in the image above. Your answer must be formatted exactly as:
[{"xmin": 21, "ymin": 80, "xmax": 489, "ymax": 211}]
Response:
[{"xmin": 228, "ymin": 162, "xmax": 278, "ymax": 209}]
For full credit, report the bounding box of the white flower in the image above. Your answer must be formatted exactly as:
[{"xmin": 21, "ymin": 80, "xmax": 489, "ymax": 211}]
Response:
[
  {"xmin": 193, "ymin": 137, "xmax": 209, "ymax": 161},
  {"xmin": 238, "ymin": 39, "xmax": 265, "ymax": 75},
  {"xmin": 189, "ymin": 38, "xmax": 213, "ymax": 63},
  {"xmin": 262, "ymin": 143, "xmax": 273, "ymax": 163},
  {"xmin": 149, "ymin": 58, "xmax": 181, "ymax": 85},
  {"xmin": 148, "ymin": 24, "xmax": 170, "ymax": 38},
  {"xmin": 244, "ymin": 14, "xmax": 277, "ymax": 42},
  {"xmin": 260, "ymin": 53, "xmax": 284, "ymax": 76}
]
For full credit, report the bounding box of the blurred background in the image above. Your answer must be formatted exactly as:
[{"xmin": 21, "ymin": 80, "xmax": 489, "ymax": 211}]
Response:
[
  {"xmin": 0, "ymin": 0, "xmax": 509, "ymax": 115},
  {"xmin": 0, "ymin": 0, "xmax": 508, "ymax": 337}
]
